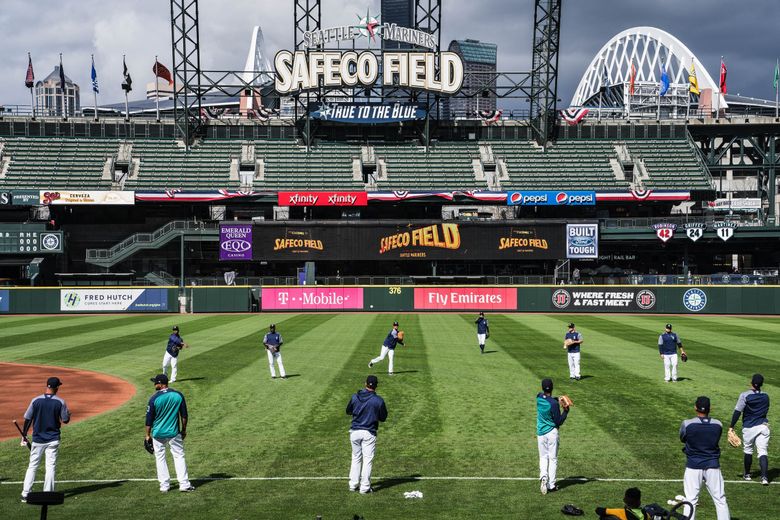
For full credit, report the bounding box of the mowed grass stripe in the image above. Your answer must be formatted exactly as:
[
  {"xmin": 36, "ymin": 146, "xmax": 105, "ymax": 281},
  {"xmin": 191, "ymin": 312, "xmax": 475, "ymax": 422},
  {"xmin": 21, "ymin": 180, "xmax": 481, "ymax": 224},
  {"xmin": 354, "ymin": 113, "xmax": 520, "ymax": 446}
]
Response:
[
  {"xmin": 19, "ymin": 315, "xmax": 227, "ymax": 366},
  {"xmin": 579, "ymin": 315, "xmax": 780, "ymax": 385}
]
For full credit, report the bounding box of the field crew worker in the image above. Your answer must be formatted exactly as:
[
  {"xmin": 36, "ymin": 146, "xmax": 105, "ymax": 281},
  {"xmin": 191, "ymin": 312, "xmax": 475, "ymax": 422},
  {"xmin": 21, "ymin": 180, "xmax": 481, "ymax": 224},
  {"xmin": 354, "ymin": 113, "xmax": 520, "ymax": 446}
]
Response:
[
  {"xmin": 564, "ymin": 323, "xmax": 583, "ymax": 380},
  {"xmin": 20, "ymin": 377, "xmax": 71, "ymax": 502},
  {"xmin": 263, "ymin": 324, "xmax": 286, "ymax": 379},
  {"xmin": 730, "ymin": 373, "xmax": 770, "ymax": 485},
  {"xmin": 658, "ymin": 323, "xmax": 686, "ymax": 382},
  {"xmin": 475, "ymin": 312, "xmax": 489, "ymax": 354},
  {"xmin": 162, "ymin": 325, "xmax": 187, "ymax": 383},
  {"xmin": 679, "ymin": 396, "xmax": 730, "ymax": 520},
  {"xmin": 536, "ymin": 378, "xmax": 569, "ymax": 495},
  {"xmin": 346, "ymin": 375, "xmax": 388, "ymax": 494},
  {"xmin": 145, "ymin": 374, "xmax": 195, "ymax": 493}
]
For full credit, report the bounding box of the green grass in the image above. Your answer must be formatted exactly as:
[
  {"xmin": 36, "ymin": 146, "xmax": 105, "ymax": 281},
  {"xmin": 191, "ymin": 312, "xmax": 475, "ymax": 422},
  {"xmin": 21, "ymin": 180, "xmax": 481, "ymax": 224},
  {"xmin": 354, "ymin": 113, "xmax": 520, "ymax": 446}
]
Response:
[{"xmin": 0, "ymin": 313, "xmax": 778, "ymax": 519}]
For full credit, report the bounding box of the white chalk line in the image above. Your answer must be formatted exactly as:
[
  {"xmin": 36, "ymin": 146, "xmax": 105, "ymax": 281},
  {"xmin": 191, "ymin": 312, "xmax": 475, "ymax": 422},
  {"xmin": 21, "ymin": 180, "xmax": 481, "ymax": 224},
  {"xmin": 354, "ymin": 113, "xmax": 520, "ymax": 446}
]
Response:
[{"xmin": 2, "ymin": 476, "xmax": 777, "ymax": 485}]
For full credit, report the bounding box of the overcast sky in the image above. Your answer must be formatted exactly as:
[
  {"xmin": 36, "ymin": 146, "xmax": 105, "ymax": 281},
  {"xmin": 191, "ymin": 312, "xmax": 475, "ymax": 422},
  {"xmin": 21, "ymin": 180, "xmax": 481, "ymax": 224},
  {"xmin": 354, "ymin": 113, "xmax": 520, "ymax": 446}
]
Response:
[{"xmin": 1, "ymin": 0, "xmax": 778, "ymax": 108}]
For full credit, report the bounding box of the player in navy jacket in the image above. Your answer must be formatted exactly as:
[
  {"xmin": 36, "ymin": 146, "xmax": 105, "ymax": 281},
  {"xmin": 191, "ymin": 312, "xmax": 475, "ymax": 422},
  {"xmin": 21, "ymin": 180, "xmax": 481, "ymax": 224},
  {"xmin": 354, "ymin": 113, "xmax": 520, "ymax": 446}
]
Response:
[
  {"xmin": 346, "ymin": 375, "xmax": 388, "ymax": 493},
  {"xmin": 475, "ymin": 312, "xmax": 489, "ymax": 354},
  {"xmin": 679, "ymin": 396, "xmax": 730, "ymax": 520},
  {"xmin": 658, "ymin": 323, "xmax": 686, "ymax": 382},
  {"xmin": 730, "ymin": 373, "xmax": 771, "ymax": 485},
  {"xmin": 162, "ymin": 325, "xmax": 188, "ymax": 383}
]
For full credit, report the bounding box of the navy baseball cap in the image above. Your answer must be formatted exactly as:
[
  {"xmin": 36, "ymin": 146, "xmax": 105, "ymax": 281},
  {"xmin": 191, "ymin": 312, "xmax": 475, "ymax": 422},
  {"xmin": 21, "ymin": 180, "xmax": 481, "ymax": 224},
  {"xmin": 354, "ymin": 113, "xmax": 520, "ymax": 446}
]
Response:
[
  {"xmin": 172, "ymin": 325, "xmax": 179, "ymax": 331},
  {"xmin": 270, "ymin": 323, "xmax": 276, "ymax": 329},
  {"xmin": 393, "ymin": 321, "xmax": 399, "ymax": 326},
  {"xmin": 366, "ymin": 375, "xmax": 378, "ymax": 389},
  {"xmin": 665, "ymin": 323, "xmax": 672, "ymax": 330},
  {"xmin": 567, "ymin": 322, "xmax": 575, "ymax": 329},
  {"xmin": 151, "ymin": 374, "xmax": 169, "ymax": 385},
  {"xmin": 479, "ymin": 312, "xmax": 484, "ymax": 316},
  {"xmin": 752, "ymin": 374, "xmax": 764, "ymax": 388},
  {"xmin": 695, "ymin": 396, "xmax": 710, "ymax": 413},
  {"xmin": 46, "ymin": 377, "xmax": 62, "ymax": 388},
  {"xmin": 541, "ymin": 378, "xmax": 553, "ymax": 392}
]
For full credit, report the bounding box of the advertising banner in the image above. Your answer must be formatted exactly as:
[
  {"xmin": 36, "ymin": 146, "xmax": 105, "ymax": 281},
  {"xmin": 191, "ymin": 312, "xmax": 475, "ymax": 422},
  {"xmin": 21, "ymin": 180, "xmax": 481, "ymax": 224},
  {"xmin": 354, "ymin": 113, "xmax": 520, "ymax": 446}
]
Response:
[
  {"xmin": 59, "ymin": 289, "xmax": 168, "ymax": 312},
  {"xmin": 41, "ymin": 191, "xmax": 135, "ymax": 205},
  {"xmin": 0, "ymin": 289, "xmax": 8, "ymax": 312},
  {"xmin": 253, "ymin": 222, "xmax": 569, "ymax": 261},
  {"xmin": 219, "ymin": 224, "xmax": 253, "ymax": 261},
  {"xmin": 261, "ymin": 287, "xmax": 363, "ymax": 310},
  {"xmin": 11, "ymin": 190, "xmax": 42, "ymax": 206},
  {"xmin": 309, "ymin": 102, "xmax": 426, "ymax": 123},
  {"xmin": 549, "ymin": 288, "xmax": 658, "ymax": 312},
  {"xmin": 706, "ymin": 198, "xmax": 761, "ymax": 212},
  {"xmin": 507, "ymin": 191, "xmax": 596, "ymax": 206},
  {"xmin": 0, "ymin": 192, "xmax": 10, "ymax": 205},
  {"xmin": 413, "ymin": 287, "xmax": 517, "ymax": 310},
  {"xmin": 278, "ymin": 191, "xmax": 368, "ymax": 207},
  {"xmin": 566, "ymin": 223, "xmax": 598, "ymax": 259}
]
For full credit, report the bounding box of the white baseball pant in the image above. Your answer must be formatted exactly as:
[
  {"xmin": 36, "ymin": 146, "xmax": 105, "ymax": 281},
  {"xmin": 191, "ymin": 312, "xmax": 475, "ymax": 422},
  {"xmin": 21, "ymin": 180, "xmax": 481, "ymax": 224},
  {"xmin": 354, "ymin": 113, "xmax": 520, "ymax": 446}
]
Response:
[
  {"xmin": 162, "ymin": 352, "xmax": 179, "ymax": 382},
  {"xmin": 349, "ymin": 429, "xmax": 377, "ymax": 493},
  {"xmin": 22, "ymin": 440, "xmax": 60, "ymax": 497},
  {"xmin": 662, "ymin": 354, "xmax": 678, "ymax": 381},
  {"xmin": 153, "ymin": 434, "xmax": 192, "ymax": 492},
  {"xmin": 477, "ymin": 333, "xmax": 486, "ymax": 345},
  {"xmin": 567, "ymin": 352, "xmax": 581, "ymax": 378},
  {"xmin": 370, "ymin": 346, "xmax": 394, "ymax": 374},
  {"xmin": 683, "ymin": 467, "xmax": 730, "ymax": 520},
  {"xmin": 537, "ymin": 428, "xmax": 559, "ymax": 490},
  {"xmin": 267, "ymin": 350, "xmax": 286, "ymax": 378},
  {"xmin": 743, "ymin": 424, "xmax": 770, "ymax": 457}
]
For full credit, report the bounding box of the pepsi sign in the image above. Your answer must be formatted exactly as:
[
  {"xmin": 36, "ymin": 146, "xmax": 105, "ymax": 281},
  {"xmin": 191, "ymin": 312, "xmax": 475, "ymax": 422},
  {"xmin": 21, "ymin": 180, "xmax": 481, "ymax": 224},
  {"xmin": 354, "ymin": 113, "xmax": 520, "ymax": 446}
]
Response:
[{"xmin": 507, "ymin": 191, "xmax": 595, "ymax": 206}]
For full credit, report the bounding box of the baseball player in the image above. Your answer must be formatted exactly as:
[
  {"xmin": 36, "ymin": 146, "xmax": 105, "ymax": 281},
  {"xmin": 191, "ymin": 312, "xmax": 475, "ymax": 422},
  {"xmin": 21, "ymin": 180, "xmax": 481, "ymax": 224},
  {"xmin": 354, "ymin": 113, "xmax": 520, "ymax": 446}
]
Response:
[
  {"xmin": 162, "ymin": 325, "xmax": 188, "ymax": 383},
  {"xmin": 145, "ymin": 374, "xmax": 195, "ymax": 493},
  {"xmin": 679, "ymin": 396, "xmax": 730, "ymax": 520},
  {"xmin": 730, "ymin": 373, "xmax": 770, "ymax": 485},
  {"xmin": 346, "ymin": 375, "xmax": 388, "ymax": 494},
  {"xmin": 563, "ymin": 323, "xmax": 583, "ymax": 380},
  {"xmin": 658, "ymin": 323, "xmax": 686, "ymax": 382},
  {"xmin": 19, "ymin": 377, "xmax": 71, "ymax": 502},
  {"xmin": 536, "ymin": 378, "xmax": 570, "ymax": 495},
  {"xmin": 475, "ymin": 312, "xmax": 489, "ymax": 354},
  {"xmin": 369, "ymin": 321, "xmax": 404, "ymax": 375},
  {"xmin": 263, "ymin": 323, "xmax": 286, "ymax": 379}
]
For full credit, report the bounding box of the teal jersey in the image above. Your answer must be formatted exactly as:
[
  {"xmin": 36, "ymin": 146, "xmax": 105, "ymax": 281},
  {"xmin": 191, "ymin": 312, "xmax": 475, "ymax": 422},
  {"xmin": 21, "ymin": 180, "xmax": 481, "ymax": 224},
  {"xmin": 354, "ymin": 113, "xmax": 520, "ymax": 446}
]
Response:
[
  {"xmin": 146, "ymin": 389, "xmax": 188, "ymax": 439},
  {"xmin": 536, "ymin": 393, "xmax": 568, "ymax": 436}
]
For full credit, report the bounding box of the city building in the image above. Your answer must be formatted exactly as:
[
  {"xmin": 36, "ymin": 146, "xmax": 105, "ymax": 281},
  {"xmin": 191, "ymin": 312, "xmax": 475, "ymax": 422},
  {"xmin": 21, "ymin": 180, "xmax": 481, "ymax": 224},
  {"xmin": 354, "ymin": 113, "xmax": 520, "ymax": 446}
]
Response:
[
  {"xmin": 381, "ymin": 0, "xmax": 415, "ymax": 50},
  {"xmin": 444, "ymin": 39, "xmax": 497, "ymax": 119},
  {"xmin": 35, "ymin": 66, "xmax": 80, "ymax": 117}
]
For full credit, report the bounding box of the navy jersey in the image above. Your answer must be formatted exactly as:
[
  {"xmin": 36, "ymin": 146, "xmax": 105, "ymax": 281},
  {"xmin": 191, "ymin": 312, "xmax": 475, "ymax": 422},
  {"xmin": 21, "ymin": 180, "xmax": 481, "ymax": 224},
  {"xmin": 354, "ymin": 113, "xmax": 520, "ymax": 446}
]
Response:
[
  {"xmin": 475, "ymin": 317, "xmax": 489, "ymax": 334},
  {"xmin": 383, "ymin": 329, "xmax": 401, "ymax": 349},
  {"xmin": 732, "ymin": 390, "xmax": 770, "ymax": 429},
  {"xmin": 658, "ymin": 332, "xmax": 681, "ymax": 355},
  {"xmin": 565, "ymin": 331, "xmax": 582, "ymax": 353},
  {"xmin": 680, "ymin": 416, "xmax": 723, "ymax": 469},
  {"xmin": 24, "ymin": 394, "xmax": 70, "ymax": 443},
  {"xmin": 263, "ymin": 332, "xmax": 283, "ymax": 350},
  {"xmin": 346, "ymin": 389, "xmax": 388, "ymax": 435},
  {"xmin": 166, "ymin": 333, "xmax": 184, "ymax": 357}
]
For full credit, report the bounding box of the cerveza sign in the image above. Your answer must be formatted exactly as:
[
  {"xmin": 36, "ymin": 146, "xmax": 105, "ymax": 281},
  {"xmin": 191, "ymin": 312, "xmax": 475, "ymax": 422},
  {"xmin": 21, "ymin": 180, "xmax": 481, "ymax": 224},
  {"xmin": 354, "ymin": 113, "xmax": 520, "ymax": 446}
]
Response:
[
  {"xmin": 310, "ymin": 102, "xmax": 426, "ymax": 123},
  {"xmin": 274, "ymin": 51, "xmax": 463, "ymax": 95}
]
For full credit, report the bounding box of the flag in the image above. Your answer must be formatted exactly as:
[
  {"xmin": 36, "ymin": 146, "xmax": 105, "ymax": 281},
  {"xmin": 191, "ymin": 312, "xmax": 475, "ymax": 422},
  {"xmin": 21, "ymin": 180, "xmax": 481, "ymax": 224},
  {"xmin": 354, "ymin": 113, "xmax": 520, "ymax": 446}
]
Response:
[
  {"xmin": 719, "ymin": 59, "xmax": 727, "ymax": 94},
  {"xmin": 600, "ymin": 65, "xmax": 609, "ymax": 93},
  {"xmin": 25, "ymin": 53, "xmax": 34, "ymax": 89},
  {"xmin": 689, "ymin": 60, "xmax": 700, "ymax": 96},
  {"xmin": 91, "ymin": 56, "xmax": 99, "ymax": 94},
  {"xmin": 659, "ymin": 62, "xmax": 670, "ymax": 96},
  {"xmin": 476, "ymin": 109, "xmax": 502, "ymax": 124},
  {"xmin": 773, "ymin": 59, "xmax": 779, "ymax": 90},
  {"xmin": 629, "ymin": 61, "xmax": 636, "ymax": 96},
  {"xmin": 122, "ymin": 57, "xmax": 133, "ymax": 92},
  {"xmin": 152, "ymin": 60, "xmax": 173, "ymax": 86},
  {"xmin": 58, "ymin": 55, "xmax": 66, "ymax": 92},
  {"xmin": 561, "ymin": 108, "xmax": 589, "ymax": 125}
]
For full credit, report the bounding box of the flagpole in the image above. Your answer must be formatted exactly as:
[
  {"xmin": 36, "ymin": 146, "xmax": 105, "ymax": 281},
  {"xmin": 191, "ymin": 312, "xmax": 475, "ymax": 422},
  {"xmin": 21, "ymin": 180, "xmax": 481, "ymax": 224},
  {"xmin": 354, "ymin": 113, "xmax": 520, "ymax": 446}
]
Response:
[
  {"xmin": 775, "ymin": 58, "xmax": 779, "ymax": 119},
  {"xmin": 30, "ymin": 87, "xmax": 35, "ymax": 118},
  {"xmin": 686, "ymin": 57, "xmax": 692, "ymax": 121},
  {"xmin": 715, "ymin": 55, "xmax": 723, "ymax": 118},
  {"xmin": 155, "ymin": 56, "xmax": 160, "ymax": 121},
  {"xmin": 59, "ymin": 53, "xmax": 67, "ymax": 120},
  {"xmin": 123, "ymin": 54, "xmax": 130, "ymax": 122},
  {"xmin": 91, "ymin": 54, "xmax": 98, "ymax": 122}
]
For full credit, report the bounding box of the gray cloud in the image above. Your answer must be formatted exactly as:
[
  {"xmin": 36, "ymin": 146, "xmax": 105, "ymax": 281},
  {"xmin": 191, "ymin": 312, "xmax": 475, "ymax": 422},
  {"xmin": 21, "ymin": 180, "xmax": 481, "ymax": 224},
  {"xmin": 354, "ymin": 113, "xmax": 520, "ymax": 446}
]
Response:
[{"xmin": 0, "ymin": 0, "xmax": 777, "ymax": 109}]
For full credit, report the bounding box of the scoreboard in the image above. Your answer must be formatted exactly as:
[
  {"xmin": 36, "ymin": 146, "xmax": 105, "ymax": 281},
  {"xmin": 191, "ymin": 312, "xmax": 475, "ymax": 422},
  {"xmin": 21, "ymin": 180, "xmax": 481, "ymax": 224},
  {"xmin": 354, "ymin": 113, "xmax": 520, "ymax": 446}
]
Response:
[{"xmin": 0, "ymin": 225, "xmax": 63, "ymax": 254}]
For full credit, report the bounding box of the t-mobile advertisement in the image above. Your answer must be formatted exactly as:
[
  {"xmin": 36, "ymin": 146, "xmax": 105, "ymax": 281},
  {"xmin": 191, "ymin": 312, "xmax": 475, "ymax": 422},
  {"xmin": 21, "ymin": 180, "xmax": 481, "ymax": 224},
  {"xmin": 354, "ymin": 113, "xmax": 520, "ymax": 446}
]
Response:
[
  {"xmin": 220, "ymin": 224, "xmax": 253, "ymax": 261},
  {"xmin": 413, "ymin": 287, "xmax": 517, "ymax": 310},
  {"xmin": 262, "ymin": 287, "xmax": 364, "ymax": 310}
]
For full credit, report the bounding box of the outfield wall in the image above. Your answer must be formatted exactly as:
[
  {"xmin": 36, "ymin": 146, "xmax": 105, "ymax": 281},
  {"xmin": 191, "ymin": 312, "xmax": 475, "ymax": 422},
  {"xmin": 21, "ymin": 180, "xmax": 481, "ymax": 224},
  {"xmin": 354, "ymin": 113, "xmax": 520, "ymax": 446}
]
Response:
[{"xmin": 1, "ymin": 286, "xmax": 779, "ymax": 315}]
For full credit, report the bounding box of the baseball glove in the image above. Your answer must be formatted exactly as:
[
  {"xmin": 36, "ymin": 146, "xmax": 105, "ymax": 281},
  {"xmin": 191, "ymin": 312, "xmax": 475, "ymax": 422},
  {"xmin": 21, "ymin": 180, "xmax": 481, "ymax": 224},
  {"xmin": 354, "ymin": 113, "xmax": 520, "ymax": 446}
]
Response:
[
  {"xmin": 561, "ymin": 504, "xmax": 584, "ymax": 516},
  {"xmin": 397, "ymin": 330, "xmax": 405, "ymax": 341},
  {"xmin": 267, "ymin": 345, "xmax": 279, "ymax": 354},
  {"xmin": 144, "ymin": 438, "xmax": 154, "ymax": 454},
  {"xmin": 680, "ymin": 351, "xmax": 688, "ymax": 362},
  {"xmin": 728, "ymin": 429, "xmax": 742, "ymax": 448},
  {"xmin": 485, "ymin": 332, "xmax": 490, "ymax": 339},
  {"xmin": 559, "ymin": 395, "xmax": 573, "ymax": 409}
]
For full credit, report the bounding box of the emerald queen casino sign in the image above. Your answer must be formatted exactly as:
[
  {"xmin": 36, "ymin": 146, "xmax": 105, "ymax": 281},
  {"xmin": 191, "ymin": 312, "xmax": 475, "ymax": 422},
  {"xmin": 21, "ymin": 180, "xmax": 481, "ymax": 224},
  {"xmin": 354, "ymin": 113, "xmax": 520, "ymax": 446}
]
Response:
[{"xmin": 274, "ymin": 11, "xmax": 464, "ymax": 96}]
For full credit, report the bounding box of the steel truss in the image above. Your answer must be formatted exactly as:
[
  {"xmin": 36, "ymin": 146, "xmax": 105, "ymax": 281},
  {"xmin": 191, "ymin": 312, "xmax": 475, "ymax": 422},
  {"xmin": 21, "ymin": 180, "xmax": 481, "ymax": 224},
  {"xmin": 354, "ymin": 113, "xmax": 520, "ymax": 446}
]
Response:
[
  {"xmin": 170, "ymin": 0, "xmax": 203, "ymax": 146},
  {"xmin": 529, "ymin": 0, "xmax": 562, "ymax": 146}
]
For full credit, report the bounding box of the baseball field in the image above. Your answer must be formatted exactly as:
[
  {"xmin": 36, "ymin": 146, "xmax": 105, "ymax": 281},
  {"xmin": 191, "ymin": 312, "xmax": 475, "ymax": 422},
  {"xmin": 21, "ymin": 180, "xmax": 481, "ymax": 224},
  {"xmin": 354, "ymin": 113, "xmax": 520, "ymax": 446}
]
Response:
[{"xmin": 0, "ymin": 313, "xmax": 778, "ymax": 519}]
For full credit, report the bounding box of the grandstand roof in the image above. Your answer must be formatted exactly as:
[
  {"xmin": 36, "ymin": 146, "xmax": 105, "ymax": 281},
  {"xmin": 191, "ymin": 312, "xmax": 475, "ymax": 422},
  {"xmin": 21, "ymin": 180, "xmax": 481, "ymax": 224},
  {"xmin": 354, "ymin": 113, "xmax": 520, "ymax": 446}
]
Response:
[{"xmin": 449, "ymin": 39, "xmax": 497, "ymax": 66}]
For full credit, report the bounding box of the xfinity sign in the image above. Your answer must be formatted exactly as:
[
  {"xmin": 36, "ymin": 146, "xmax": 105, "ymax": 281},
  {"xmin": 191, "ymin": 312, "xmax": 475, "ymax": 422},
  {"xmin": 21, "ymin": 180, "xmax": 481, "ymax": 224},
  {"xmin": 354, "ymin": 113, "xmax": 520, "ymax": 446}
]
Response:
[{"xmin": 507, "ymin": 191, "xmax": 596, "ymax": 206}]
